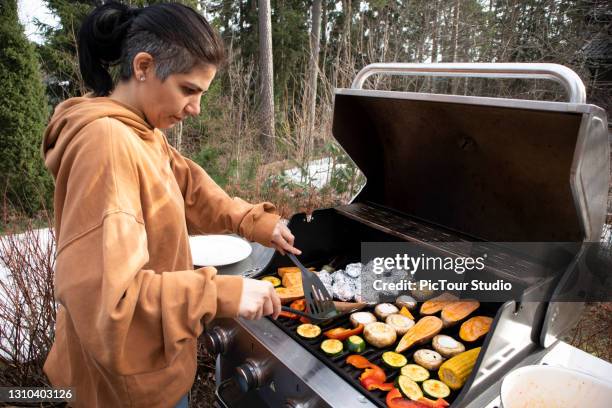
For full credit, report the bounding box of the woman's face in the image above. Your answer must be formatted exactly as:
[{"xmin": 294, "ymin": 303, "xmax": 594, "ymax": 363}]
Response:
[{"xmin": 138, "ymin": 63, "xmax": 217, "ymax": 129}]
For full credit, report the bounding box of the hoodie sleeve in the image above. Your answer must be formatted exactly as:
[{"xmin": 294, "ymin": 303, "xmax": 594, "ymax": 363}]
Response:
[
  {"xmin": 52, "ymin": 118, "xmax": 243, "ymax": 375},
  {"xmin": 165, "ymin": 140, "xmax": 281, "ymax": 247},
  {"xmin": 54, "ymin": 213, "xmax": 242, "ymax": 375}
]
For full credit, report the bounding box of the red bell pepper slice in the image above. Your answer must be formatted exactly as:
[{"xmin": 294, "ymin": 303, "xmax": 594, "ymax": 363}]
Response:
[
  {"xmin": 279, "ymin": 310, "xmax": 297, "ymax": 319},
  {"xmin": 291, "ymin": 299, "xmax": 306, "ymax": 311},
  {"xmin": 347, "ymin": 354, "xmax": 398, "ymax": 392},
  {"xmin": 386, "ymin": 389, "xmax": 429, "ymax": 408},
  {"xmin": 361, "ymin": 376, "xmax": 394, "ymax": 391},
  {"xmin": 360, "ymin": 365, "xmax": 386, "ymax": 383},
  {"xmin": 324, "ymin": 324, "xmax": 364, "ymax": 341},
  {"xmin": 417, "ymin": 397, "xmax": 450, "ymax": 408},
  {"xmin": 278, "ymin": 299, "xmax": 307, "ymax": 320}
]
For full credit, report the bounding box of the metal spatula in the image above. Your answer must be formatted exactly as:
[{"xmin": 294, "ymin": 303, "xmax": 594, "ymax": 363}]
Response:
[{"xmin": 287, "ymin": 253, "xmax": 338, "ymax": 320}]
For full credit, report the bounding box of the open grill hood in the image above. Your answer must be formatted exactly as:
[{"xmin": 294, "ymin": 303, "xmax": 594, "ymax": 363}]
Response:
[{"xmin": 332, "ymin": 86, "xmax": 609, "ymax": 242}]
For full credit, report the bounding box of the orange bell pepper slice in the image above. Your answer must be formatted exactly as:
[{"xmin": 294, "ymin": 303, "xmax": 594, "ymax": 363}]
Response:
[
  {"xmin": 324, "ymin": 324, "xmax": 364, "ymax": 341},
  {"xmin": 346, "ymin": 354, "xmax": 376, "ymax": 369}
]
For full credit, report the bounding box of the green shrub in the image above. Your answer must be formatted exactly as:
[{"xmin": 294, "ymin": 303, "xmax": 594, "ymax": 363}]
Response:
[{"xmin": 0, "ymin": 0, "xmax": 52, "ymax": 215}]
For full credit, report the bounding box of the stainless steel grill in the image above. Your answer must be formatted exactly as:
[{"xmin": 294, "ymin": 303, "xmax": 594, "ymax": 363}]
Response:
[{"xmin": 205, "ymin": 63, "xmax": 610, "ymax": 408}]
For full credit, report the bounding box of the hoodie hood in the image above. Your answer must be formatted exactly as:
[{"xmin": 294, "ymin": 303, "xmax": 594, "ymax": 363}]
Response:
[{"xmin": 42, "ymin": 96, "xmax": 155, "ymax": 177}]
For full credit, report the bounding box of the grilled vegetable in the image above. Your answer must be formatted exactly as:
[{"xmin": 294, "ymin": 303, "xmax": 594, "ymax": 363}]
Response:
[
  {"xmin": 400, "ymin": 364, "xmax": 430, "ymax": 382},
  {"xmin": 422, "ymin": 380, "xmax": 450, "ymax": 399},
  {"xmin": 361, "ymin": 364, "xmax": 387, "ymax": 384},
  {"xmin": 438, "ymin": 347, "xmax": 481, "ymax": 390},
  {"xmin": 413, "ymin": 349, "xmax": 444, "ymax": 371},
  {"xmin": 279, "ymin": 299, "xmax": 307, "ymax": 320},
  {"xmin": 282, "ymin": 271, "xmax": 302, "ymax": 288},
  {"xmin": 432, "ymin": 335, "xmax": 465, "ymax": 358},
  {"xmin": 361, "ymin": 377, "xmax": 395, "ymax": 391},
  {"xmin": 399, "ymin": 306, "xmax": 415, "ymax": 320},
  {"xmin": 350, "ymin": 311, "xmax": 377, "ymax": 327},
  {"xmin": 459, "ymin": 316, "xmax": 493, "ymax": 342},
  {"xmin": 420, "ymin": 293, "xmax": 459, "ymax": 315},
  {"xmin": 261, "ymin": 276, "xmax": 281, "ymax": 287},
  {"xmin": 363, "ymin": 322, "xmax": 397, "ymax": 348},
  {"xmin": 278, "ymin": 266, "xmax": 315, "ymax": 277},
  {"xmin": 415, "ymin": 398, "xmax": 450, "ymax": 408},
  {"xmin": 296, "ymin": 323, "xmax": 321, "ymax": 339},
  {"xmin": 278, "ymin": 310, "xmax": 297, "ymax": 319},
  {"xmin": 324, "ymin": 324, "xmax": 364, "ymax": 341},
  {"xmin": 397, "ymin": 375, "xmax": 424, "ymax": 400},
  {"xmin": 346, "ymin": 354, "xmax": 375, "ymax": 369},
  {"xmin": 382, "ymin": 351, "xmax": 408, "ymax": 369},
  {"xmin": 375, "ymin": 303, "xmax": 400, "ymax": 320},
  {"xmin": 386, "ymin": 389, "xmax": 449, "ymax": 408},
  {"xmin": 396, "ymin": 295, "xmax": 418, "ymax": 310},
  {"xmin": 395, "ymin": 316, "xmax": 443, "ymax": 353},
  {"xmin": 440, "ymin": 300, "xmax": 480, "ymax": 327},
  {"xmin": 386, "ymin": 313, "xmax": 416, "ymax": 336},
  {"xmin": 346, "ymin": 335, "xmax": 366, "ymax": 353},
  {"xmin": 346, "ymin": 355, "xmax": 393, "ymax": 391},
  {"xmin": 386, "ymin": 389, "xmax": 419, "ymax": 408},
  {"xmin": 321, "ymin": 339, "xmax": 344, "ymax": 357},
  {"xmin": 275, "ymin": 286, "xmax": 304, "ymax": 303}
]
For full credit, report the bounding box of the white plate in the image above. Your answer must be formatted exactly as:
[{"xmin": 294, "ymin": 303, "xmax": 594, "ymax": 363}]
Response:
[{"xmin": 189, "ymin": 235, "xmax": 252, "ymax": 267}]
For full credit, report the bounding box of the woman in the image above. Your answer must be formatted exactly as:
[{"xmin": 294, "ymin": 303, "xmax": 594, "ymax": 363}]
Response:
[{"xmin": 41, "ymin": 2, "xmax": 300, "ymax": 407}]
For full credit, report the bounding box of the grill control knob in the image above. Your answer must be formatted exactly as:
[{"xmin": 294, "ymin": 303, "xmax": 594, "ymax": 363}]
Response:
[
  {"xmin": 235, "ymin": 359, "xmax": 269, "ymax": 393},
  {"xmin": 202, "ymin": 326, "xmax": 233, "ymax": 355}
]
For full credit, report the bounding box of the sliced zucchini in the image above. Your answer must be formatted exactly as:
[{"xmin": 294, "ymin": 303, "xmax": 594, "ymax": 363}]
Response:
[
  {"xmin": 396, "ymin": 375, "xmax": 424, "ymax": 401},
  {"xmin": 346, "ymin": 335, "xmax": 366, "ymax": 353},
  {"xmin": 422, "ymin": 379, "xmax": 451, "ymax": 399},
  {"xmin": 400, "ymin": 364, "xmax": 430, "ymax": 382},
  {"xmin": 321, "ymin": 339, "xmax": 343, "ymax": 357},
  {"xmin": 261, "ymin": 276, "xmax": 281, "ymax": 287},
  {"xmin": 297, "ymin": 324, "xmax": 321, "ymax": 339},
  {"xmin": 382, "ymin": 351, "xmax": 408, "ymax": 369}
]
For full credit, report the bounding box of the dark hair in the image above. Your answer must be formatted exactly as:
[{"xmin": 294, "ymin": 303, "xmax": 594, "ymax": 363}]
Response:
[{"xmin": 78, "ymin": 1, "xmax": 225, "ymax": 96}]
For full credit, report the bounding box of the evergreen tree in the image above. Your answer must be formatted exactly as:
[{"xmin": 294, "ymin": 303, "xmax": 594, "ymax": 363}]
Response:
[{"xmin": 0, "ymin": 0, "xmax": 53, "ymax": 215}]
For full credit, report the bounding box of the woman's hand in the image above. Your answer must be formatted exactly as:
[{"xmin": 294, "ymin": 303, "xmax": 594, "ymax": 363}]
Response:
[
  {"xmin": 270, "ymin": 219, "xmax": 302, "ymax": 256},
  {"xmin": 238, "ymin": 278, "xmax": 281, "ymax": 320}
]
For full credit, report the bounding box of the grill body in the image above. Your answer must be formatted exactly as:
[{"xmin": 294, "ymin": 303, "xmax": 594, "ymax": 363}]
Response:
[{"xmin": 208, "ymin": 64, "xmax": 610, "ymax": 408}]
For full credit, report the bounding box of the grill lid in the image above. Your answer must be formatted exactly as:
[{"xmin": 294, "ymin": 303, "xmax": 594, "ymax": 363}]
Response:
[{"xmin": 332, "ymin": 70, "xmax": 609, "ymax": 242}]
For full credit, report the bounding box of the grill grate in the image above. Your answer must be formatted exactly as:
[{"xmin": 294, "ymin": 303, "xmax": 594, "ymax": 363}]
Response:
[{"xmin": 269, "ymin": 278, "xmax": 500, "ymax": 408}]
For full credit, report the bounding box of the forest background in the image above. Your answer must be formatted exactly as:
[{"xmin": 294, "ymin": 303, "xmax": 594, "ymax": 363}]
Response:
[{"xmin": 0, "ymin": 0, "xmax": 610, "ymax": 405}]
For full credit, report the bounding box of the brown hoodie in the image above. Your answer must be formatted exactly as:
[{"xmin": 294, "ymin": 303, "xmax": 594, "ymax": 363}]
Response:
[{"xmin": 42, "ymin": 96, "xmax": 280, "ymax": 408}]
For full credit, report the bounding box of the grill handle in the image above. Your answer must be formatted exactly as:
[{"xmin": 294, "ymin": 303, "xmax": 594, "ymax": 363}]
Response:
[{"xmin": 351, "ymin": 63, "xmax": 586, "ymax": 104}]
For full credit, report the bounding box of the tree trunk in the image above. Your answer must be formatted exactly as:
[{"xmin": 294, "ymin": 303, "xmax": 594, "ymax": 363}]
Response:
[
  {"xmin": 305, "ymin": 0, "xmax": 322, "ymax": 160},
  {"xmin": 321, "ymin": 0, "xmax": 328, "ymax": 67},
  {"xmin": 430, "ymin": 0, "xmax": 440, "ymax": 93},
  {"xmin": 258, "ymin": 0, "xmax": 275, "ymax": 150},
  {"xmin": 450, "ymin": 0, "xmax": 461, "ymax": 93}
]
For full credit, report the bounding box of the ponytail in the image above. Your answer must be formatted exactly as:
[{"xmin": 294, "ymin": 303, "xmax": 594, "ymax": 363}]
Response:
[
  {"xmin": 77, "ymin": 2, "xmax": 137, "ymax": 96},
  {"xmin": 78, "ymin": 2, "xmax": 225, "ymax": 96}
]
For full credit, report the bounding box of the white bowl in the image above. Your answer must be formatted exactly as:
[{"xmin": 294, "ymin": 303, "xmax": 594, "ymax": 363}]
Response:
[{"xmin": 500, "ymin": 365, "xmax": 612, "ymax": 408}]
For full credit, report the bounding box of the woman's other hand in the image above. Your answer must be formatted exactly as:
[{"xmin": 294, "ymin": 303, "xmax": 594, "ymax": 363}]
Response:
[
  {"xmin": 270, "ymin": 219, "xmax": 302, "ymax": 256},
  {"xmin": 238, "ymin": 278, "xmax": 282, "ymax": 320}
]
